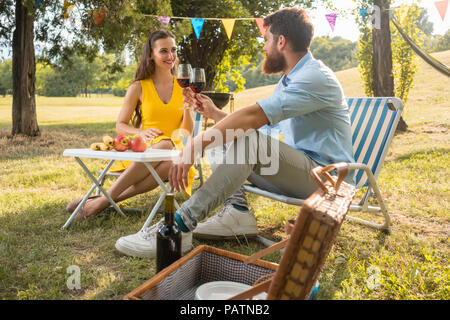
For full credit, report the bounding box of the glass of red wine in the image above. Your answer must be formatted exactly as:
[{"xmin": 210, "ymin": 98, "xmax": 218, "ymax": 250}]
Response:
[
  {"xmin": 190, "ymin": 68, "xmax": 206, "ymax": 94},
  {"xmin": 177, "ymin": 64, "xmax": 192, "ymax": 110}
]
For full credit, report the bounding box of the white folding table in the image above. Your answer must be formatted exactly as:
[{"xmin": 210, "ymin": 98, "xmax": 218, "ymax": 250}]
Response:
[{"xmin": 62, "ymin": 148, "xmax": 181, "ymax": 229}]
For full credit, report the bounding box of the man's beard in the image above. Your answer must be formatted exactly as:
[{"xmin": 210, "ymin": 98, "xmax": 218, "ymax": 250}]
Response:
[{"xmin": 262, "ymin": 48, "xmax": 286, "ymax": 75}]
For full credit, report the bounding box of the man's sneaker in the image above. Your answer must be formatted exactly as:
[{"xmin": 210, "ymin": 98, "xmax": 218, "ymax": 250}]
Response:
[
  {"xmin": 193, "ymin": 205, "xmax": 258, "ymax": 240},
  {"xmin": 115, "ymin": 219, "xmax": 193, "ymax": 258}
]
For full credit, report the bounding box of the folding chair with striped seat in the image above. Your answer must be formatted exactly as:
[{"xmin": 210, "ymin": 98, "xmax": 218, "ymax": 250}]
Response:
[{"xmin": 243, "ymin": 97, "xmax": 403, "ymax": 233}]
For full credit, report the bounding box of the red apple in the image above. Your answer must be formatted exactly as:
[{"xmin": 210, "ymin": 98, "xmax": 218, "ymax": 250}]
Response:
[
  {"xmin": 113, "ymin": 135, "xmax": 130, "ymax": 152},
  {"xmin": 130, "ymin": 136, "xmax": 147, "ymax": 152}
]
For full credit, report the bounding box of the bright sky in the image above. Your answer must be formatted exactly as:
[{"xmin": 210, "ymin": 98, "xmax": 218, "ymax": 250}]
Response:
[
  {"xmin": 311, "ymin": 0, "xmax": 449, "ymax": 41},
  {"xmin": 1, "ymin": 0, "xmax": 448, "ymax": 60}
]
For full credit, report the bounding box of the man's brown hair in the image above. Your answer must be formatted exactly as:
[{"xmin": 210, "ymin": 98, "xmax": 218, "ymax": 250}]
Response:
[{"xmin": 264, "ymin": 7, "xmax": 314, "ymax": 52}]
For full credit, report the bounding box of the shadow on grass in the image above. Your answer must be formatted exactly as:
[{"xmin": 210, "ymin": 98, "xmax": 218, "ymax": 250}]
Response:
[
  {"xmin": 0, "ymin": 193, "xmax": 168, "ymax": 299},
  {"xmin": 318, "ymin": 262, "xmax": 352, "ymax": 300},
  {"xmin": 382, "ymin": 147, "xmax": 449, "ymax": 165},
  {"xmin": 0, "ymin": 122, "xmax": 117, "ymax": 161}
]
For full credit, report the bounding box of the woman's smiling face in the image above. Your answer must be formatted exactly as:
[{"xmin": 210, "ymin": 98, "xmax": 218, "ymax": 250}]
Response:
[{"xmin": 151, "ymin": 37, "xmax": 177, "ymax": 71}]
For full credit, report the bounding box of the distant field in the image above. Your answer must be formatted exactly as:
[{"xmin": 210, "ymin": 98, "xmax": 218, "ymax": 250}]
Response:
[
  {"xmin": 0, "ymin": 51, "xmax": 448, "ymax": 300},
  {"xmin": 234, "ymin": 50, "xmax": 450, "ymax": 128},
  {"xmin": 0, "ymin": 95, "xmax": 122, "ymax": 127},
  {"xmin": 1, "ymin": 51, "xmax": 448, "ymax": 129}
]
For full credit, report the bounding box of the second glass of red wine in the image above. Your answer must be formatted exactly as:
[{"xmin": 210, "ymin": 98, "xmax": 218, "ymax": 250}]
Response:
[{"xmin": 190, "ymin": 68, "xmax": 206, "ymax": 94}]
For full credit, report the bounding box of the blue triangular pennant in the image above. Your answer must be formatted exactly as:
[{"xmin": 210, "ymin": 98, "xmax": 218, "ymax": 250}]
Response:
[
  {"xmin": 360, "ymin": 8, "xmax": 368, "ymax": 22},
  {"xmin": 191, "ymin": 18, "xmax": 205, "ymax": 40}
]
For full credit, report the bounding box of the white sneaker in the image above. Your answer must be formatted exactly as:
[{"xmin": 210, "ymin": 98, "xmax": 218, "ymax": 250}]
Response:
[
  {"xmin": 193, "ymin": 205, "xmax": 258, "ymax": 240},
  {"xmin": 115, "ymin": 219, "xmax": 193, "ymax": 258}
]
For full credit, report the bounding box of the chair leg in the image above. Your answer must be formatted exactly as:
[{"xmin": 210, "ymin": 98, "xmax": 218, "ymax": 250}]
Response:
[
  {"xmin": 347, "ymin": 164, "xmax": 391, "ymax": 233},
  {"xmin": 193, "ymin": 162, "xmax": 204, "ymax": 191}
]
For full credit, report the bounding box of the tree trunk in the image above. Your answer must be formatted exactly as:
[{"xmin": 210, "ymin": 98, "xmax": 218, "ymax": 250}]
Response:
[
  {"xmin": 182, "ymin": 22, "xmax": 230, "ymax": 92},
  {"xmin": 12, "ymin": 0, "xmax": 40, "ymax": 137},
  {"xmin": 372, "ymin": 0, "xmax": 407, "ymax": 132},
  {"xmin": 372, "ymin": 0, "xmax": 394, "ymax": 97}
]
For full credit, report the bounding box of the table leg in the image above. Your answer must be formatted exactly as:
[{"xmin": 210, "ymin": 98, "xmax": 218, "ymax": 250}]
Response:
[
  {"xmin": 62, "ymin": 159, "xmax": 123, "ymax": 229},
  {"xmin": 74, "ymin": 158, "xmax": 126, "ymax": 217}
]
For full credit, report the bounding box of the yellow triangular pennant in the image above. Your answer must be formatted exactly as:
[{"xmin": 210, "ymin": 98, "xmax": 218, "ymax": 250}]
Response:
[
  {"xmin": 396, "ymin": 5, "xmax": 409, "ymax": 25},
  {"xmin": 63, "ymin": 1, "xmax": 75, "ymax": 19},
  {"xmin": 221, "ymin": 19, "xmax": 236, "ymax": 40}
]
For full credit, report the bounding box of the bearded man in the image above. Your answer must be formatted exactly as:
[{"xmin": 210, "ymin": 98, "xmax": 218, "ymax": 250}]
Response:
[{"xmin": 115, "ymin": 7, "xmax": 355, "ymax": 258}]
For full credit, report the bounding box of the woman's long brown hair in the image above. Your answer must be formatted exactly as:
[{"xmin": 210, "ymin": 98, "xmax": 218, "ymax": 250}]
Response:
[{"xmin": 131, "ymin": 30, "xmax": 178, "ymax": 128}]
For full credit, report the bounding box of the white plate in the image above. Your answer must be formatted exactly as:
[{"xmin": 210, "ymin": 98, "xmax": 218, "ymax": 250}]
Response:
[{"xmin": 195, "ymin": 281, "xmax": 267, "ymax": 300}]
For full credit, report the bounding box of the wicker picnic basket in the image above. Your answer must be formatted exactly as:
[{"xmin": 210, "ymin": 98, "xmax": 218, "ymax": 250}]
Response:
[
  {"xmin": 123, "ymin": 245, "xmax": 278, "ymax": 300},
  {"xmin": 124, "ymin": 163, "xmax": 355, "ymax": 300}
]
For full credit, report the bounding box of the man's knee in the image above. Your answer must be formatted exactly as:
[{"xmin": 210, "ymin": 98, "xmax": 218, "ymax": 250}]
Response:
[{"xmin": 226, "ymin": 129, "xmax": 259, "ymax": 164}]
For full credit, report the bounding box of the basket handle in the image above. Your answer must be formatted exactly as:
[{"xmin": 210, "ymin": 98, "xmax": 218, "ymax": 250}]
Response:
[{"xmin": 310, "ymin": 162, "xmax": 349, "ymax": 193}]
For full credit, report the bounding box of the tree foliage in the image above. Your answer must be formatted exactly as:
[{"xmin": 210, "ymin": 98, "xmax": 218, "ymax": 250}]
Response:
[
  {"xmin": 220, "ymin": 35, "xmax": 358, "ymax": 92},
  {"xmin": 355, "ymin": 0, "xmax": 425, "ymax": 104},
  {"xmin": 172, "ymin": 0, "xmax": 319, "ymax": 91},
  {"xmin": 0, "ymin": 59, "xmax": 12, "ymax": 96},
  {"xmin": 356, "ymin": 0, "xmax": 374, "ymax": 96},
  {"xmin": 310, "ymin": 36, "xmax": 358, "ymax": 71},
  {"xmin": 391, "ymin": 4, "xmax": 422, "ymax": 104}
]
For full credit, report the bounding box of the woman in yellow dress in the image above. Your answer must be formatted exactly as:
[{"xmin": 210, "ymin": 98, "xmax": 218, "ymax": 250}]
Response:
[{"xmin": 67, "ymin": 30, "xmax": 195, "ymax": 219}]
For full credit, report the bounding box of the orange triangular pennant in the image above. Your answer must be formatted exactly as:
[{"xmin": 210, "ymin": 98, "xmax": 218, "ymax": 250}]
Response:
[
  {"xmin": 254, "ymin": 18, "xmax": 266, "ymax": 38},
  {"xmin": 434, "ymin": 0, "xmax": 449, "ymax": 21}
]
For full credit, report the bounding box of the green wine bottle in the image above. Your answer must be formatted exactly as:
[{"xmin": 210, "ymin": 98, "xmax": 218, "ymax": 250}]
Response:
[{"xmin": 156, "ymin": 193, "xmax": 181, "ymax": 272}]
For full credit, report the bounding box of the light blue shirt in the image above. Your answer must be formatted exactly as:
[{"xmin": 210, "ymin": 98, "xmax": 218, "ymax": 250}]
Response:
[{"xmin": 257, "ymin": 52, "xmax": 355, "ymax": 169}]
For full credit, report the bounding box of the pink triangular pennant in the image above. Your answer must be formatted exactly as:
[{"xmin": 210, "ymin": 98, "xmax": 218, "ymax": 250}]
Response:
[
  {"xmin": 325, "ymin": 13, "xmax": 337, "ymax": 32},
  {"xmin": 157, "ymin": 16, "xmax": 171, "ymax": 28},
  {"xmin": 254, "ymin": 18, "xmax": 266, "ymax": 38},
  {"xmin": 434, "ymin": 0, "xmax": 449, "ymax": 21}
]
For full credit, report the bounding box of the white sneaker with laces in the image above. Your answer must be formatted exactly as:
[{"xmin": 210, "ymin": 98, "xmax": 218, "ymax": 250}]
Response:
[
  {"xmin": 193, "ymin": 205, "xmax": 258, "ymax": 240},
  {"xmin": 115, "ymin": 219, "xmax": 193, "ymax": 258}
]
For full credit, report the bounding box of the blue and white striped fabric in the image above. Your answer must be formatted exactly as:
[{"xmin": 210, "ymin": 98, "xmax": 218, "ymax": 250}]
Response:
[
  {"xmin": 182, "ymin": 112, "xmax": 203, "ymax": 146},
  {"xmin": 193, "ymin": 112, "xmax": 203, "ymax": 137},
  {"xmin": 347, "ymin": 98, "xmax": 399, "ymax": 189}
]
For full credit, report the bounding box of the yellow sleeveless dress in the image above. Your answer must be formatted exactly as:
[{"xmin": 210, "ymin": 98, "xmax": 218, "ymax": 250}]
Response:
[{"xmin": 109, "ymin": 77, "xmax": 196, "ymax": 197}]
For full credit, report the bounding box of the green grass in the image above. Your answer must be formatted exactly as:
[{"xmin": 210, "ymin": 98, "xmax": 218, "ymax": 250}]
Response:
[{"xmin": 0, "ymin": 52, "xmax": 449, "ymax": 300}]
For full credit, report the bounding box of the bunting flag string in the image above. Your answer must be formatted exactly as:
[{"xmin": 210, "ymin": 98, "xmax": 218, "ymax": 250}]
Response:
[
  {"xmin": 143, "ymin": 14, "xmax": 268, "ymax": 39},
  {"xmin": 59, "ymin": 2, "xmax": 447, "ymax": 40}
]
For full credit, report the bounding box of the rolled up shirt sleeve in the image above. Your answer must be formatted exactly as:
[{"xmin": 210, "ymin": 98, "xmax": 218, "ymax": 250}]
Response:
[{"xmin": 257, "ymin": 69, "xmax": 330, "ymax": 126}]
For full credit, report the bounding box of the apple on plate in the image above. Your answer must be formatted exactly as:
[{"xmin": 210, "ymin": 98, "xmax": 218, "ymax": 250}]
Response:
[
  {"xmin": 129, "ymin": 136, "xmax": 147, "ymax": 152},
  {"xmin": 114, "ymin": 135, "xmax": 130, "ymax": 151}
]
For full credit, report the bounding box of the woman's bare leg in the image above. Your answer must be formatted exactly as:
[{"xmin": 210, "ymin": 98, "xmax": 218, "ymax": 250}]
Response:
[{"xmin": 115, "ymin": 160, "xmax": 172, "ymax": 202}]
